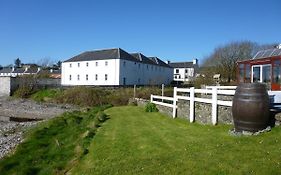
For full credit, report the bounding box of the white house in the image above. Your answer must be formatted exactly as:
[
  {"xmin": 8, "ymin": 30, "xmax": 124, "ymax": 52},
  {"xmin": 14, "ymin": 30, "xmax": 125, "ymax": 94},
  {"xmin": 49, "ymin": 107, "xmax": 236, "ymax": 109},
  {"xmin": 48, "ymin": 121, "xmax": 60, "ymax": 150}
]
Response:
[
  {"xmin": 61, "ymin": 48, "xmax": 173, "ymax": 86},
  {"xmin": 0, "ymin": 66, "xmax": 41, "ymax": 77},
  {"xmin": 169, "ymin": 59, "xmax": 199, "ymax": 82}
]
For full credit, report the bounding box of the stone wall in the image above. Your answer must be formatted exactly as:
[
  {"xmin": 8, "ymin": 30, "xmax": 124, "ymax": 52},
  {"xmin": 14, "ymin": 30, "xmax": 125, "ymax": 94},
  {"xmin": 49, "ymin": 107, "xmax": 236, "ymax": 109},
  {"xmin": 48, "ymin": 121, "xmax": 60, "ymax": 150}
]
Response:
[
  {"xmin": 134, "ymin": 98, "xmax": 233, "ymax": 124},
  {"xmin": 0, "ymin": 77, "xmax": 61, "ymax": 96}
]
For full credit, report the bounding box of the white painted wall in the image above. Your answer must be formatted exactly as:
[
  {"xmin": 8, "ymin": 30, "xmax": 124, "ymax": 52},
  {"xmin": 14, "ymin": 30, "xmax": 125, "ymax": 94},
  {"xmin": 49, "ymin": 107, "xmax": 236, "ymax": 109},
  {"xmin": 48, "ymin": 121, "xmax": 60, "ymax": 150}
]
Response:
[
  {"xmin": 173, "ymin": 68, "xmax": 195, "ymax": 81},
  {"xmin": 119, "ymin": 59, "xmax": 173, "ymax": 85},
  {"xmin": 61, "ymin": 59, "xmax": 120, "ymax": 86}
]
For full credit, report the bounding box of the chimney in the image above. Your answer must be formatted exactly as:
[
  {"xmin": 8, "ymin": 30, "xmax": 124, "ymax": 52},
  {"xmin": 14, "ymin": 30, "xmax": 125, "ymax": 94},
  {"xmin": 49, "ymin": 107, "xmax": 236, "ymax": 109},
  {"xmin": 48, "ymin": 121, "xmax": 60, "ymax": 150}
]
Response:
[
  {"xmin": 165, "ymin": 60, "xmax": 170, "ymax": 64},
  {"xmin": 193, "ymin": 58, "xmax": 198, "ymax": 65}
]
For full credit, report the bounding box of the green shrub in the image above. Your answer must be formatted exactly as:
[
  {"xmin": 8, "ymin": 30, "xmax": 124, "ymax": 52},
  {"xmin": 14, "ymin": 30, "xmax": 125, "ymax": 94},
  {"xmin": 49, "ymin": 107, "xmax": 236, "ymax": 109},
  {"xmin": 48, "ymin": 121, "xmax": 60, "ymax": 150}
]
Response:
[
  {"xmin": 145, "ymin": 102, "xmax": 159, "ymax": 112},
  {"xmin": 96, "ymin": 111, "xmax": 108, "ymax": 122},
  {"xmin": 31, "ymin": 88, "xmax": 62, "ymax": 102},
  {"xmin": 13, "ymin": 75, "xmax": 37, "ymax": 98},
  {"xmin": 55, "ymin": 87, "xmax": 109, "ymax": 106},
  {"xmin": 13, "ymin": 86, "xmax": 34, "ymax": 98}
]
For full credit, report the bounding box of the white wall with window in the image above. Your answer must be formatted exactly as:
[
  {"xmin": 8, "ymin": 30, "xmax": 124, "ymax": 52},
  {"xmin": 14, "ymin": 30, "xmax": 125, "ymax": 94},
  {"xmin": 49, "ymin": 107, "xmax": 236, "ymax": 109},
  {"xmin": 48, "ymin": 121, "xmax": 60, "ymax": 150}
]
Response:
[{"xmin": 61, "ymin": 59, "xmax": 120, "ymax": 86}]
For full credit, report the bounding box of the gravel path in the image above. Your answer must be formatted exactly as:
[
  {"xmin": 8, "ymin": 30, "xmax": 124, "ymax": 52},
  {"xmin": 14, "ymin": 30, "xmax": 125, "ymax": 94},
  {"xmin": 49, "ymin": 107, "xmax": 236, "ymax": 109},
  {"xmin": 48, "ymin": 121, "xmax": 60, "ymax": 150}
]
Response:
[
  {"xmin": 0, "ymin": 121, "xmax": 38, "ymax": 159},
  {"xmin": 0, "ymin": 97, "xmax": 77, "ymax": 160}
]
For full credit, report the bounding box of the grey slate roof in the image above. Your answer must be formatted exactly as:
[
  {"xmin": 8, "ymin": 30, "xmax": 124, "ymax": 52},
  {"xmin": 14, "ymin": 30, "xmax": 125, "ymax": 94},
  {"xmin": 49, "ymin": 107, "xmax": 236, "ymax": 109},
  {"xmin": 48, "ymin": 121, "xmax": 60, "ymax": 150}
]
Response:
[
  {"xmin": 169, "ymin": 62, "xmax": 195, "ymax": 68},
  {"xmin": 64, "ymin": 48, "xmax": 138, "ymax": 63},
  {"xmin": 25, "ymin": 68, "xmax": 39, "ymax": 74},
  {"xmin": 64, "ymin": 48, "xmax": 171, "ymax": 68},
  {"xmin": 149, "ymin": 57, "xmax": 171, "ymax": 68},
  {"xmin": 12, "ymin": 68, "xmax": 26, "ymax": 73},
  {"xmin": 0, "ymin": 67, "xmax": 13, "ymax": 73},
  {"xmin": 253, "ymin": 48, "xmax": 281, "ymax": 59},
  {"xmin": 131, "ymin": 53, "xmax": 156, "ymax": 65}
]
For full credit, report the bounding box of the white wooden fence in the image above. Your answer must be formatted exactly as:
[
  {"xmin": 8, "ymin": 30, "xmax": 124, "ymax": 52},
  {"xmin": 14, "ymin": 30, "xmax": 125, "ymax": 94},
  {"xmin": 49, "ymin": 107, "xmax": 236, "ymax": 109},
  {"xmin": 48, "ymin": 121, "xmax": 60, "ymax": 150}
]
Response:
[{"xmin": 150, "ymin": 86, "xmax": 237, "ymax": 125}]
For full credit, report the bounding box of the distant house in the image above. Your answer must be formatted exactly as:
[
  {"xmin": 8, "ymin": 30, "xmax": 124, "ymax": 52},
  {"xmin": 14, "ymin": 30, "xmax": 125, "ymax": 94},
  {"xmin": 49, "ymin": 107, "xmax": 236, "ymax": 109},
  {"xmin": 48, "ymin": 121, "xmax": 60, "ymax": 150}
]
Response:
[
  {"xmin": 61, "ymin": 48, "xmax": 173, "ymax": 86},
  {"xmin": 0, "ymin": 67, "xmax": 37, "ymax": 77},
  {"xmin": 169, "ymin": 59, "xmax": 199, "ymax": 82}
]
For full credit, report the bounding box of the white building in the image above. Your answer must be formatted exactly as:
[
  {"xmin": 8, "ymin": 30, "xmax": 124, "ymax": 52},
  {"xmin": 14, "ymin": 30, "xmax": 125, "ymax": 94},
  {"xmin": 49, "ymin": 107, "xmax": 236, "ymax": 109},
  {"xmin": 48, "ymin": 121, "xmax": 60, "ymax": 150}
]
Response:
[
  {"xmin": 61, "ymin": 48, "xmax": 173, "ymax": 86},
  {"xmin": 169, "ymin": 59, "xmax": 199, "ymax": 82},
  {"xmin": 0, "ymin": 66, "xmax": 41, "ymax": 77}
]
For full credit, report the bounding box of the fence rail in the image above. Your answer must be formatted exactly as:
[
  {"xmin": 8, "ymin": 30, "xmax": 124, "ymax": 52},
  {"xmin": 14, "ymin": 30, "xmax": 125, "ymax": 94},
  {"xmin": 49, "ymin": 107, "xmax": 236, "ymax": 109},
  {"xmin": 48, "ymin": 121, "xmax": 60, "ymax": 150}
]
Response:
[{"xmin": 151, "ymin": 86, "xmax": 235, "ymax": 125}]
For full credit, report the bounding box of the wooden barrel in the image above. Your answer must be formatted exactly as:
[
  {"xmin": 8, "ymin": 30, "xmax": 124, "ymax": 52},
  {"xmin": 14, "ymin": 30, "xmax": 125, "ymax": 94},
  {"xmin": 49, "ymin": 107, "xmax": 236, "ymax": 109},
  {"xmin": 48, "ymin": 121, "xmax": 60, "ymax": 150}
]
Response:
[{"xmin": 232, "ymin": 83, "xmax": 270, "ymax": 132}]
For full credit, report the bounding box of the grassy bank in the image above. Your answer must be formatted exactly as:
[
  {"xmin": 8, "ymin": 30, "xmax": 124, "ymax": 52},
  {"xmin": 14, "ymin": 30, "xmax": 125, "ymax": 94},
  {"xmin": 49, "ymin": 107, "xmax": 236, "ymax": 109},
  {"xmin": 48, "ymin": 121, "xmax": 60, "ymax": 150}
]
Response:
[
  {"xmin": 71, "ymin": 106, "xmax": 281, "ymax": 174},
  {"xmin": 26, "ymin": 86, "xmax": 173, "ymax": 106},
  {"xmin": 0, "ymin": 105, "xmax": 111, "ymax": 175}
]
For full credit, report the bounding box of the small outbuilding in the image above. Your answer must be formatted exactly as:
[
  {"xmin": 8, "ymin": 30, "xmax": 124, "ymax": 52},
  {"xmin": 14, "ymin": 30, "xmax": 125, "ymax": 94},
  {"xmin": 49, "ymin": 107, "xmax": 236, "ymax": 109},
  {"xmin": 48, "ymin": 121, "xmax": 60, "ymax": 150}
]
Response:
[{"xmin": 237, "ymin": 45, "xmax": 281, "ymax": 90}]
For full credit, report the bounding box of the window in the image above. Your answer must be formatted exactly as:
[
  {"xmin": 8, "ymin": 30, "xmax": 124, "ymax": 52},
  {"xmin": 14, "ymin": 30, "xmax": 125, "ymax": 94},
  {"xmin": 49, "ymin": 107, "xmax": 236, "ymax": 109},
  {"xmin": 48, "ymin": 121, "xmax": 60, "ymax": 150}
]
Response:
[
  {"xmin": 78, "ymin": 63, "xmax": 80, "ymax": 67},
  {"xmin": 185, "ymin": 69, "xmax": 188, "ymax": 73},
  {"xmin": 273, "ymin": 60, "xmax": 281, "ymax": 84},
  {"xmin": 176, "ymin": 69, "xmax": 179, "ymax": 73},
  {"xmin": 86, "ymin": 62, "xmax": 89, "ymax": 67},
  {"xmin": 123, "ymin": 61, "xmax": 126, "ymax": 67},
  {"xmin": 96, "ymin": 62, "xmax": 98, "ymax": 66},
  {"xmin": 134, "ymin": 62, "xmax": 136, "ymax": 65},
  {"xmin": 245, "ymin": 64, "xmax": 251, "ymax": 82},
  {"xmin": 77, "ymin": 74, "xmax": 80, "ymax": 81},
  {"xmin": 105, "ymin": 61, "xmax": 108, "ymax": 66},
  {"xmin": 86, "ymin": 74, "xmax": 88, "ymax": 81},
  {"xmin": 105, "ymin": 74, "xmax": 108, "ymax": 81},
  {"xmin": 69, "ymin": 75, "xmax": 72, "ymax": 80},
  {"xmin": 239, "ymin": 64, "xmax": 245, "ymax": 83},
  {"xmin": 70, "ymin": 63, "xmax": 72, "ymax": 68},
  {"xmin": 95, "ymin": 74, "xmax": 98, "ymax": 80}
]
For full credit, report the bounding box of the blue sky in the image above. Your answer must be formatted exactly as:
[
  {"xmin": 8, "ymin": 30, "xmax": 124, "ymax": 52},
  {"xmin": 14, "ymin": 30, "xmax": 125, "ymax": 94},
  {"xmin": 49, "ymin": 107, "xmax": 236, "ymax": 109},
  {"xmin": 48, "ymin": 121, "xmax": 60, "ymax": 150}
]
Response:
[{"xmin": 0, "ymin": 0, "xmax": 280, "ymax": 66}]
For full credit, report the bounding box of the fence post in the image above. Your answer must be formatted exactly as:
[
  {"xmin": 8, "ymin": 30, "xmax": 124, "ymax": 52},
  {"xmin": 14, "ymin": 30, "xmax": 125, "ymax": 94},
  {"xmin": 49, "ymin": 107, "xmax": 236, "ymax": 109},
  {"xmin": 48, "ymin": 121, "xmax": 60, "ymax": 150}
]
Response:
[
  {"xmin": 190, "ymin": 87, "xmax": 195, "ymax": 123},
  {"xmin": 161, "ymin": 84, "xmax": 164, "ymax": 102},
  {"xmin": 212, "ymin": 87, "xmax": 218, "ymax": 125},
  {"xmin": 150, "ymin": 94, "xmax": 153, "ymax": 102},
  {"xmin": 134, "ymin": 85, "xmax": 136, "ymax": 99},
  {"xmin": 172, "ymin": 87, "xmax": 177, "ymax": 118}
]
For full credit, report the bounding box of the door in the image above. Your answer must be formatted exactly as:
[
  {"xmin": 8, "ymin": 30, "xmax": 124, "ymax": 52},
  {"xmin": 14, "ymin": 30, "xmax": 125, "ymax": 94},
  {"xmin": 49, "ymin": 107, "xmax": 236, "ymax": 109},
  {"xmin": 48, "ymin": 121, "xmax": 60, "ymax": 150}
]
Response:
[
  {"xmin": 251, "ymin": 64, "xmax": 271, "ymax": 90},
  {"xmin": 262, "ymin": 64, "xmax": 271, "ymax": 90},
  {"xmin": 252, "ymin": 65, "xmax": 261, "ymax": 83},
  {"xmin": 123, "ymin": 77, "xmax": 126, "ymax": 85},
  {"xmin": 272, "ymin": 60, "xmax": 281, "ymax": 90}
]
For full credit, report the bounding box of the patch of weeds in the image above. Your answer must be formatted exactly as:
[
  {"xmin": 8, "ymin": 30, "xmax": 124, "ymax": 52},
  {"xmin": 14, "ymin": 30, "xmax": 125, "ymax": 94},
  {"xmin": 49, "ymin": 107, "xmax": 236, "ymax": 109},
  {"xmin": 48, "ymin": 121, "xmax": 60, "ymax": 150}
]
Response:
[{"xmin": 145, "ymin": 102, "xmax": 159, "ymax": 112}]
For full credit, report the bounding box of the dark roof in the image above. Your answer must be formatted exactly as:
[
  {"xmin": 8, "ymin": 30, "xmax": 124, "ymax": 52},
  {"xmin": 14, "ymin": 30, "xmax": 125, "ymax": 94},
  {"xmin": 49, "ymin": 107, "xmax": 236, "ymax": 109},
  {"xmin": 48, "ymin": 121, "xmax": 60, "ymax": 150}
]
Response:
[
  {"xmin": 64, "ymin": 48, "xmax": 171, "ymax": 68},
  {"xmin": 25, "ymin": 68, "xmax": 39, "ymax": 74},
  {"xmin": 169, "ymin": 62, "xmax": 195, "ymax": 68},
  {"xmin": 131, "ymin": 53, "xmax": 156, "ymax": 65},
  {"xmin": 64, "ymin": 48, "xmax": 138, "ymax": 63},
  {"xmin": 12, "ymin": 68, "xmax": 25, "ymax": 73},
  {"xmin": 0, "ymin": 67, "xmax": 13, "ymax": 73},
  {"xmin": 148, "ymin": 57, "xmax": 171, "ymax": 68},
  {"xmin": 253, "ymin": 48, "xmax": 281, "ymax": 59}
]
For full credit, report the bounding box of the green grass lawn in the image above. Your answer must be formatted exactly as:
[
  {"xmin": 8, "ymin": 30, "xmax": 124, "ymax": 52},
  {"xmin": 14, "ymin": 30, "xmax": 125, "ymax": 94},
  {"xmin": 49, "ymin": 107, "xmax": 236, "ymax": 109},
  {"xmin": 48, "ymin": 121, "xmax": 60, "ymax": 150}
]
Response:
[
  {"xmin": 71, "ymin": 106, "xmax": 281, "ymax": 175},
  {"xmin": 0, "ymin": 105, "xmax": 110, "ymax": 175}
]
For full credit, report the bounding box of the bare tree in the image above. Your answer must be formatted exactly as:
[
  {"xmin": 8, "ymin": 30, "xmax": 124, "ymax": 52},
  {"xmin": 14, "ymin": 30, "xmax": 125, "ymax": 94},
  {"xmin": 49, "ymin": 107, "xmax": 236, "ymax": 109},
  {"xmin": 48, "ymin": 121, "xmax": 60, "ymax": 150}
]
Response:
[
  {"xmin": 203, "ymin": 41, "xmax": 258, "ymax": 83},
  {"xmin": 37, "ymin": 57, "xmax": 54, "ymax": 68}
]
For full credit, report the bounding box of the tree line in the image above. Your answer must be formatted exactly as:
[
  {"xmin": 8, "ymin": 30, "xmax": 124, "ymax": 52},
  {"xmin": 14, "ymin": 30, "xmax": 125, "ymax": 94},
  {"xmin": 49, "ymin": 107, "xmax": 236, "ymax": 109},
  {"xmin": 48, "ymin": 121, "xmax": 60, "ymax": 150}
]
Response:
[{"xmin": 201, "ymin": 41, "xmax": 278, "ymax": 83}]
